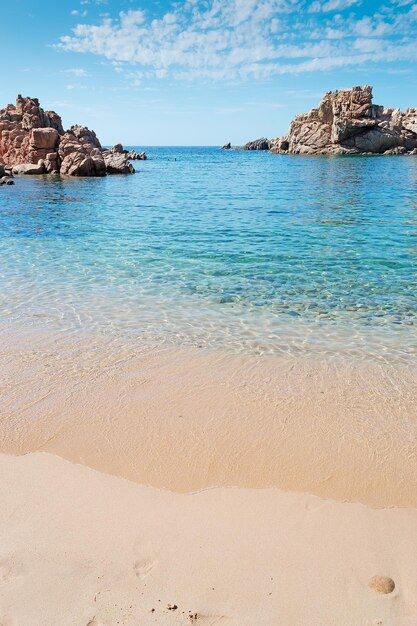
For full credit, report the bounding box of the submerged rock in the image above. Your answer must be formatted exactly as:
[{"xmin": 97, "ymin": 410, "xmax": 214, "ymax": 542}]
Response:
[
  {"xmin": 0, "ymin": 176, "xmax": 14, "ymax": 185},
  {"xmin": 0, "ymin": 95, "xmax": 135, "ymax": 177},
  {"xmin": 270, "ymin": 86, "xmax": 417, "ymax": 155}
]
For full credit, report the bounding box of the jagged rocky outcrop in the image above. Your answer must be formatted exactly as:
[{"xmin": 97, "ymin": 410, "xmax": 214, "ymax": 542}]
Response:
[
  {"xmin": 231, "ymin": 137, "xmax": 271, "ymax": 151},
  {"xmin": 270, "ymin": 85, "xmax": 417, "ymax": 155},
  {"xmin": 126, "ymin": 149, "xmax": 147, "ymax": 161},
  {"xmin": 242, "ymin": 137, "xmax": 270, "ymax": 151},
  {"xmin": 221, "ymin": 142, "xmax": 232, "ymax": 150},
  {"xmin": 106, "ymin": 143, "xmax": 147, "ymax": 161},
  {"xmin": 0, "ymin": 95, "xmax": 135, "ymax": 176}
]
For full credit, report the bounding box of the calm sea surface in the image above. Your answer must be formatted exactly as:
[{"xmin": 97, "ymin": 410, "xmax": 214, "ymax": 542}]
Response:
[{"xmin": 0, "ymin": 147, "xmax": 416, "ymax": 361}]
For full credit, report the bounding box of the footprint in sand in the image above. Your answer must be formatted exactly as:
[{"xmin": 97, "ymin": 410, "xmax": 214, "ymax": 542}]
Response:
[
  {"xmin": 133, "ymin": 558, "xmax": 157, "ymax": 580},
  {"xmin": 0, "ymin": 558, "xmax": 20, "ymax": 586},
  {"xmin": 0, "ymin": 618, "xmax": 18, "ymax": 626}
]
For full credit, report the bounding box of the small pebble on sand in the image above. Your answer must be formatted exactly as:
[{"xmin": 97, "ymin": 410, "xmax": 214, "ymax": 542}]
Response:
[{"xmin": 368, "ymin": 576, "xmax": 395, "ymax": 594}]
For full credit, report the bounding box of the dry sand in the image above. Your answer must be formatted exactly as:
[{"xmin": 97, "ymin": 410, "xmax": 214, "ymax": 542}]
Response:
[
  {"xmin": 1, "ymin": 451, "xmax": 417, "ymax": 626},
  {"xmin": 0, "ymin": 324, "xmax": 417, "ymax": 624}
]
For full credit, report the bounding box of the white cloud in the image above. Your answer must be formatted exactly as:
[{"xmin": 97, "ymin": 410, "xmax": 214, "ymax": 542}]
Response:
[
  {"xmin": 354, "ymin": 16, "xmax": 390, "ymax": 36},
  {"xmin": 325, "ymin": 26, "xmax": 345, "ymax": 38},
  {"xmin": 61, "ymin": 67, "xmax": 89, "ymax": 76},
  {"xmin": 353, "ymin": 37, "xmax": 384, "ymax": 52},
  {"xmin": 56, "ymin": 0, "xmax": 417, "ymax": 81},
  {"xmin": 310, "ymin": 0, "xmax": 360, "ymax": 12},
  {"xmin": 65, "ymin": 83, "xmax": 87, "ymax": 91}
]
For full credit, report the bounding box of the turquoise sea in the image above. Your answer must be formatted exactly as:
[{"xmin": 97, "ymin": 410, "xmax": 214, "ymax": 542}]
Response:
[{"xmin": 0, "ymin": 147, "xmax": 416, "ymax": 362}]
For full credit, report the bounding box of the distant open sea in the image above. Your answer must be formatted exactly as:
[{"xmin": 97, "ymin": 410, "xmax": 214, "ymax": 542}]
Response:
[{"xmin": 0, "ymin": 147, "xmax": 416, "ymax": 362}]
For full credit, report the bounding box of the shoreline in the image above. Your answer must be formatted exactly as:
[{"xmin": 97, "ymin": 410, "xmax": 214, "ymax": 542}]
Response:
[{"xmin": 1, "ymin": 322, "xmax": 416, "ymax": 508}]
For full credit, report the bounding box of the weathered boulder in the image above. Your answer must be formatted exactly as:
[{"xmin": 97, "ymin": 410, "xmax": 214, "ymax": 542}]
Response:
[
  {"xmin": 271, "ymin": 137, "xmax": 289, "ymax": 152},
  {"xmin": 69, "ymin": 124, "xmax": 101, "ymax": 151},
  {"xmin": 44, "ymin": 152, "xmax": 60, "ymax": 174},
  {"xmin": 383, "ymin": 146, "xmax": 408, "ymax": 155},
  {"xmin": 270, "ymin": 86, "xmax": 417, "ymax": 155},
  {"xmin": 0, "ymin": 95, "xmax": 135, "ymax": 176},
  {"xmin": 92, "ymin": 155, "xmax": 107, "ymax": 176},
  {"xmin": 60, "ymin": 153, "xmax": 92, "ymax": 177},
  {"xmin": 402, "ymin": 109, "xmax": 417, "ymax": 134},
  {"xmin": 30, "ymin": 127, "xmax": 59, "ymax": 150},
  {"xmin": 103, "ymin": 152, "xmax": 135, "ymax": 174},
  {"xmin": 354, "ymin": 127, "xmax": 402, "ymax": 153},
  {"xmin": 59, "ymin": 139, "xmax": 106, "ymax": 176},
  {"xmin": 12, "ymin": 162, "xmax": 45, "ymax": 175}
]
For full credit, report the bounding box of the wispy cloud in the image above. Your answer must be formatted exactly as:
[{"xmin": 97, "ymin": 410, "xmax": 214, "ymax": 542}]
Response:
[
  {"xmin": 55, "ymin": 0, "xmax": 417, "ymax": 81},
  {"xmin": 309, "ymin": 0, "xmax": 360, "ymax": 12},
  {"xmin": 65, "ymin": 83, "xmax": 87, "ymax": 90},
  {"xmin": 61, "ymin": 67, "xmax": 89, "ymax": 76}
]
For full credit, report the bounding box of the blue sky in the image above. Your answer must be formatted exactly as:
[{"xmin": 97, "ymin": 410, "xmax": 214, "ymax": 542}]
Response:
[{"xmin": 2, "ymin": 0, "xmax": 417, "ymax": 145}]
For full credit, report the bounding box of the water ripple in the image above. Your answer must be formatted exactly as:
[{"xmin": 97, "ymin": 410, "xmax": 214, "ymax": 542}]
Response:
[{"xmin": 0, "ymin": 148, "xmax": 416, "ymax": 362}]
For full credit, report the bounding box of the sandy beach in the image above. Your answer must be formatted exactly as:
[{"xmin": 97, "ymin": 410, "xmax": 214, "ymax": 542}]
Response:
[
  {"xmin": 0, "ymin": 324, "xmax": 416, "ymax": 624},
  {"xmin": 1, "ymin": 451, "xmax": 417, "ymax": 626},
  {"xmin": 2, "ymin": 0, "xmax": 417, "ymax": 621}
]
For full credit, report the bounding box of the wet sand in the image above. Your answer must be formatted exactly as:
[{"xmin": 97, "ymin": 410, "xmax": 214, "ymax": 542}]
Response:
[{"xmin": 0, "ymin": 324, "xmax": 416, "ymax": 507}]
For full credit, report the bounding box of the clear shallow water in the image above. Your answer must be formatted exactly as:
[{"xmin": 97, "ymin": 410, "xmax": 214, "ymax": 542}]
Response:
[{"xmin": 0, "ymin": 147, "xmax": 416, "ymax": 361}]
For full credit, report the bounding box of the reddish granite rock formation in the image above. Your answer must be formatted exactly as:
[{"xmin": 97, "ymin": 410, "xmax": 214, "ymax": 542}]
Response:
[
  {"xmin": 270, "ymin": 85, "xmax": 417, "ymax": 155},
  {"xmin": 58, "ymin": 125, "xmax": 107, "ymax": 177},
  {"xmin": 0, "ymin": 95, "xmax": 134, "ymax": 176}
]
